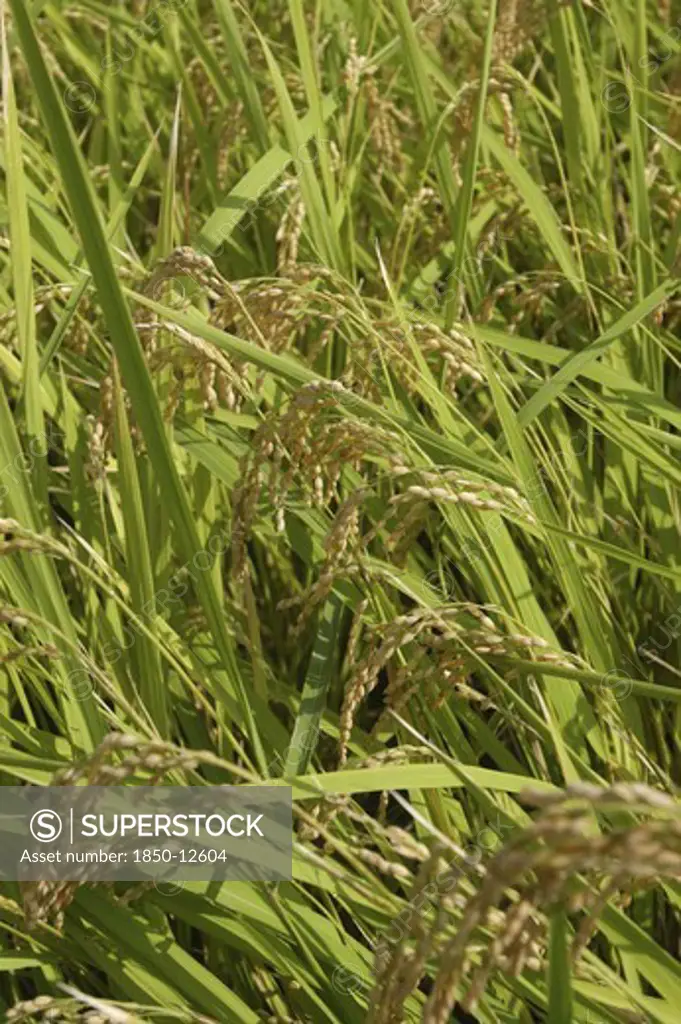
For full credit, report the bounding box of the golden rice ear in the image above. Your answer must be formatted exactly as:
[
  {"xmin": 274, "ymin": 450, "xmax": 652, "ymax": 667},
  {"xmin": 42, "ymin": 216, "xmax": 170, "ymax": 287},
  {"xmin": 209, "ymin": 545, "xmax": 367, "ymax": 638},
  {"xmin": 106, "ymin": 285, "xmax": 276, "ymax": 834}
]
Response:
[
  {"xmin": 277, "ymin": 192, "xmax": 306, "ymax": 271},
  {"xmin": 365, "ymin": 782, "xmax": 681, "ymax": 1024}
]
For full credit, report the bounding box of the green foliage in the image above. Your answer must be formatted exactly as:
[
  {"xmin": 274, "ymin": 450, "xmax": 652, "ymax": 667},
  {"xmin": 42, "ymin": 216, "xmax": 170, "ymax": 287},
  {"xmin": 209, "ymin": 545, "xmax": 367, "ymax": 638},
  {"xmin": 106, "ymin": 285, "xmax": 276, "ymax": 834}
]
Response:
[{"xmin": 1, "ymin": 0, "xmax": 681, "ymax": 1021}]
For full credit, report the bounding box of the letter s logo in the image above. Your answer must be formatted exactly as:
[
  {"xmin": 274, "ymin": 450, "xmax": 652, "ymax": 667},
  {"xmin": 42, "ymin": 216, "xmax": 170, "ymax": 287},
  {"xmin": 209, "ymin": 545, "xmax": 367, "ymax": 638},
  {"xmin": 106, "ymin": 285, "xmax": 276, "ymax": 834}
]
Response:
[{"xmin": 30, "ymin": 809, "xmax": 63, "ymax": 843}]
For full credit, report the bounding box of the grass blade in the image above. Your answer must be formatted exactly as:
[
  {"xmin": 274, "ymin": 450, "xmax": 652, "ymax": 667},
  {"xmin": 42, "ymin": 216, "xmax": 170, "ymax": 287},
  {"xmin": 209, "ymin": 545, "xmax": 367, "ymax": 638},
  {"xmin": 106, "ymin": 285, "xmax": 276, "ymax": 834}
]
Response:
[{"xmin": 8, "ymin": 0, "xmax": 266, "ymax": 771}]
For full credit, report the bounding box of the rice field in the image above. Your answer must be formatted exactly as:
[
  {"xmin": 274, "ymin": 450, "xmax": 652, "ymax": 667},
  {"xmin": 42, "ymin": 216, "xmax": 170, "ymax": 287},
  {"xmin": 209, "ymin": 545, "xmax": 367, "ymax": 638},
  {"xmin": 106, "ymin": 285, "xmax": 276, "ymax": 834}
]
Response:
[{"xmin": 2, "ymin": 0, "xmax": 681, "ymax": 1021}]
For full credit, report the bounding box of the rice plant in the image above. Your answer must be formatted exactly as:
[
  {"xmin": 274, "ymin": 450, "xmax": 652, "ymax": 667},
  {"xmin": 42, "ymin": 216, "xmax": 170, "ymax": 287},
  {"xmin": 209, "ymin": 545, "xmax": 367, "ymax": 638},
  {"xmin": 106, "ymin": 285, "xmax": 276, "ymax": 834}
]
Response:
[{"xmin": 2, "ymin": 0, "xmax": 681, "ymax": 1020}]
